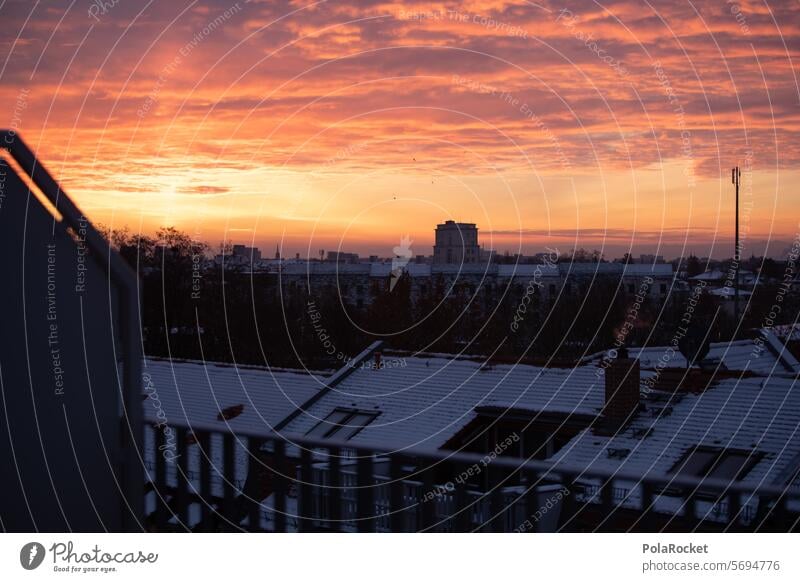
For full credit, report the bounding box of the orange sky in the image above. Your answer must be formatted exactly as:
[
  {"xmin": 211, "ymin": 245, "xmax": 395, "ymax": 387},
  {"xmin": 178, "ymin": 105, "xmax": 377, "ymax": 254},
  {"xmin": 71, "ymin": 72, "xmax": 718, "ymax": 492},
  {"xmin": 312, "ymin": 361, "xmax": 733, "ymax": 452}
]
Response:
[{"xmin": 2, "ymin": 0, "xmax": 799, "ymax": 258}]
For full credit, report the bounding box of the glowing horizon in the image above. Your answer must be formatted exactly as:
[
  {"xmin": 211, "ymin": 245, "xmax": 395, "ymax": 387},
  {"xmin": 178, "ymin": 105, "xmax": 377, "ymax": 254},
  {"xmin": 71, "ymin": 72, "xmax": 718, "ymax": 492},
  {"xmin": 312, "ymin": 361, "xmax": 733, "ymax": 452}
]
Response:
[{"xmin": 2, "ymin": 0, "xmax": 798, "ymax": 259}]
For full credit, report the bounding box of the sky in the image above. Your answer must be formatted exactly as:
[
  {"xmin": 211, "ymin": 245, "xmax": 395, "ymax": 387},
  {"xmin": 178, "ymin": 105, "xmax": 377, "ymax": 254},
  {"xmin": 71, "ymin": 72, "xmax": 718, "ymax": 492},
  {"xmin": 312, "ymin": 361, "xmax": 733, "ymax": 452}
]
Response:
[{"xmin": 1, "ymin": 0, "xmax": 798, "ymax": 259}]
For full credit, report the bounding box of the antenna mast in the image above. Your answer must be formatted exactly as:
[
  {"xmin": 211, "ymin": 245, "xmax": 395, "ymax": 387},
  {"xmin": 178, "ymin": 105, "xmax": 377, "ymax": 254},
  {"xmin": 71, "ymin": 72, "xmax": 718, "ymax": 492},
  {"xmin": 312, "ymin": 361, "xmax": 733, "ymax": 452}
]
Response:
[{"xmin": 732, "ymin": 166, "xmax": 741, "ymax": 325}]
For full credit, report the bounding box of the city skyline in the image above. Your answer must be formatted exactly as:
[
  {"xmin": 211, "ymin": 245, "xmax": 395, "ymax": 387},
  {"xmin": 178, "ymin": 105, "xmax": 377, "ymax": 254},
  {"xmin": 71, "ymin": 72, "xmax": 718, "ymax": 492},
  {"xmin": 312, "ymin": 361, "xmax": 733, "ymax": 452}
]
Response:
[{"xmin": 134, "ymin": 220, "xmax": 797, "ymax": 262}]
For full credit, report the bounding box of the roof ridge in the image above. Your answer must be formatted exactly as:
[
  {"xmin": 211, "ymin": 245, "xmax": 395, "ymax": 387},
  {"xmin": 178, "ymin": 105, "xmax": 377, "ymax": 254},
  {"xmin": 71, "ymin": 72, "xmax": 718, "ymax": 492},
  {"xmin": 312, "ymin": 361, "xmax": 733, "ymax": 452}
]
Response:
[{"xmin": 144, "ymin": 355, "xmax": 329, "ymax": 376}]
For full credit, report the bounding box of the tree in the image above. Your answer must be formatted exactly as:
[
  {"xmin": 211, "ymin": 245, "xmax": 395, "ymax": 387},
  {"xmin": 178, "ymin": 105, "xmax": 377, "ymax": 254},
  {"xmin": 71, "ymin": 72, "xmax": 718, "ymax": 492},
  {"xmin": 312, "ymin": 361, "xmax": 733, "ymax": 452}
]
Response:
[{"xmin": 686, "ymin": 254, "xmax": 703, "ymax": 277}]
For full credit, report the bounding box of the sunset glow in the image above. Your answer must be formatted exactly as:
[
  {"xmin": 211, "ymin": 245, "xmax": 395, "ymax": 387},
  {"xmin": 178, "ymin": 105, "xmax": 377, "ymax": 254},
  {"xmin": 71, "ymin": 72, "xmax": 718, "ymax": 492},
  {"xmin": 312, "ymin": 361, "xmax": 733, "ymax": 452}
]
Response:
[{"xmin": 2, "ymin": 0, "xmax": 798, "ymax": 258}]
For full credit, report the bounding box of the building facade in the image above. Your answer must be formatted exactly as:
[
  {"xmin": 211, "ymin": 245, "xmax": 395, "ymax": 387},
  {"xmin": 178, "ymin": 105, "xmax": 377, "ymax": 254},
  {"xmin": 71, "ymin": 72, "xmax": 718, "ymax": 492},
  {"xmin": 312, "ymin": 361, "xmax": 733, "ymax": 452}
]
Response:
[
  {"xmin": 274, "ymin": 261, "xmax": 677, "ymax": 311},
  {"xmin": 433, "ymin": 220, "xmax": 481, "ymax": 264}
]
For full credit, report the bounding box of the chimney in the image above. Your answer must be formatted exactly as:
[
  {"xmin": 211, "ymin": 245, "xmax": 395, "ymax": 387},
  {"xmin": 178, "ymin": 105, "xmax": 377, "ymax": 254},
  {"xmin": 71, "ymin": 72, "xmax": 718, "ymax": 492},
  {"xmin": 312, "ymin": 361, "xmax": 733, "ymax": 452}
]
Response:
[
  {"xmin": 373, "ymin": 351, "xmax": 382, "ymax": 370},
  {"xmin": 599, "ymin": 354, "xmax": 640, "ymax": 434}
]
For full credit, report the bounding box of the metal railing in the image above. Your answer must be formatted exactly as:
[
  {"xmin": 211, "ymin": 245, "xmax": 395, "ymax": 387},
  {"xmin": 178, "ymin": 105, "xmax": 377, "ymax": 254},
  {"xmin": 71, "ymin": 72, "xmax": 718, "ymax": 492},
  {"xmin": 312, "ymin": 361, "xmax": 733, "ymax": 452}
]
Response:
[{"xmin": 143, "ymin": 422, "xmax": 799, "ymax": 532}]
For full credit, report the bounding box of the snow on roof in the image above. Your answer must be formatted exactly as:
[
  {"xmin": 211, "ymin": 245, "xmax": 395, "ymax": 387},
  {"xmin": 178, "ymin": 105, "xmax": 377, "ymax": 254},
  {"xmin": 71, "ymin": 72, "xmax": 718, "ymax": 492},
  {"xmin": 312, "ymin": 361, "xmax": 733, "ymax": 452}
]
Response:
[
  {"xmin": 142, "ymin": 347, "xmax": 799, "ymax": 512},
  {"xmin": 281, "ymin": 344, "xmax": 798, "ymax": 489},
  {"xmin": 142, "ymin": 358, "xmax": 325, "ymax": 435},
  {"xmin": 368, "ymin": 263, "xmax": 391, "ymax": 277},
  {"xmin": 406, "ymin": 264, "xmax": 432, "ymax": 276},
  {"xmin": 708, "ymin": 287, "xmax": 753, "ymax": 297},
  {"xmin": 690, "ymin": 269, "xmax": 726, "ymax": 281},
  {"xmin": 757, "ymin": 330, "xmax": 800, "ymax": 375},
  {"xmin": 278, "ymin": 262, "xmax": 433, "ymax": 278},
  {"xmin": 585, "ymin": 337, "xmax": 800, "ymax": 377},
  {"xmin": 556, "ymin": 263, "xmax": 674, "ymax": 276},
  {"xmin": 766, "ymin": 324, "xmax": 800, "ymax": 342},
  {"xmin": 497, "ymin": 264, "xmax": 560, "ymax": 277},
  {"xmin": 280, "ymin": 355, "xmax": 624, "ymax": 451},
  {"xmin": 273, "ymin": 262, "xmax": 675, "ymax": 279},
  {"xmin": 621, "ymin": 263, "xmax": 674, "ymax": 275},
  {"xmin": 553, "ymin": 374, "xmax": 800, "ymax": 488},
  {"xmin": 430, "ymin": 264, "xmax": 496, "ymax": 275},
  {"xmin": 369, "ymin": 263, "xmax": 431, "ymax": 277}
]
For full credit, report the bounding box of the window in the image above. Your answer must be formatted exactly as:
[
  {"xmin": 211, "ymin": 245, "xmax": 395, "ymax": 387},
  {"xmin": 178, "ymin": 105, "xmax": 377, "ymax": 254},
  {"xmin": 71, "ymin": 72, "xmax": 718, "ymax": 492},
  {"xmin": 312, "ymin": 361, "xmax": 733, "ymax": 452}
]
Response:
[
  {"xmin": 710, "ymin": 452, "xmax": 756, "ymax": 481},
  {"xmin": 306, "ymin": 409, "xmax": 350, "ymax": 438},
  {"xmin": 306, "ymin": 408, "xmax": 379, "ymax": 440},
  {"xmin": 671, "ymin": 447, "xmax": 759, "ymax": 482},
  {"xmin": 673, "ymin": 448, "xmax": 716, "ymax": 477},
  {"xmin": 443, "ymin": 408, "xmax": 594, "ymax": 461}
]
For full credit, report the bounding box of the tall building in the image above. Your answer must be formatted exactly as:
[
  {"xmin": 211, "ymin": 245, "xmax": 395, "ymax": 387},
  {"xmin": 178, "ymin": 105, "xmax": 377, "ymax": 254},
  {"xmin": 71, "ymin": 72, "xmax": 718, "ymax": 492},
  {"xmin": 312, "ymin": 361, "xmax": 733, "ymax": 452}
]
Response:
[
  {"xmin": 231, "ymin": 244, "xmax": 261, "ymax": 262},
  {"xmin": 433, "ymin": 220, "xmax": 481, "ymax": 264}
]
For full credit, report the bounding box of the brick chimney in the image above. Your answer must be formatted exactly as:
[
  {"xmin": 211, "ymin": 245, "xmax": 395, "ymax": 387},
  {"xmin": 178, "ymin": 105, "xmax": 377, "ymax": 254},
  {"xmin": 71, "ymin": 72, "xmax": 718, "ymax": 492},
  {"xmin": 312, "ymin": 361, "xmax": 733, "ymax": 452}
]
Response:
[{"xmin": 599, "ymin": 353, "xmax": 640, "ymax": 434}]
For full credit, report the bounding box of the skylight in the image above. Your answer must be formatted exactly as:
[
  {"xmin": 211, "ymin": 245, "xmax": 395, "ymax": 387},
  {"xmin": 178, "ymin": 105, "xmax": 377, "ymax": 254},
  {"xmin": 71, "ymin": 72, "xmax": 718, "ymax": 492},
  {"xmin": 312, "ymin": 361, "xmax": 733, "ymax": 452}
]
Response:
[
  {"xmin": 306, "ymin": 408, "xmax": 379, "ymax": 440},
  {"xmin": 671, "ymin": 446, "xmax": 760, "ymax": 482}
]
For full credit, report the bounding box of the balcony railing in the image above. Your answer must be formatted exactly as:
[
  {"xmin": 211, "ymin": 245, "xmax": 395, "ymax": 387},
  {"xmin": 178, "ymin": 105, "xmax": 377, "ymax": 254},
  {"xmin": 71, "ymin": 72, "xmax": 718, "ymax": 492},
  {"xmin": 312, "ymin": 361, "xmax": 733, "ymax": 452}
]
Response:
[{"xmin": 143, "ymin": 422, "xmax": 799, "ymax": 533}]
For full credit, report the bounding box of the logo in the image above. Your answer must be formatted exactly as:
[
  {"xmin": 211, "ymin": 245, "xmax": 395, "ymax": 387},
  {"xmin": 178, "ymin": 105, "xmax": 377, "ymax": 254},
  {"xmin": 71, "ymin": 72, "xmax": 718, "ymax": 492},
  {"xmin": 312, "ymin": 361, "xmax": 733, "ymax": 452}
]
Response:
[
  {"xmin": 390, "ymin": 235, "xmax": 413, "ymax": 291},
  {"xmin": 20, "ymin": 542, "xmax": 46, "ymax": 570}
]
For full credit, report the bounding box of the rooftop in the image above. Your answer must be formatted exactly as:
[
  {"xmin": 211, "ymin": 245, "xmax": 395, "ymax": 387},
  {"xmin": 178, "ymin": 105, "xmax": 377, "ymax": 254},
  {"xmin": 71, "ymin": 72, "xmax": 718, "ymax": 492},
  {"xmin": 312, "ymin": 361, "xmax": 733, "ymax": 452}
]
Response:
[
  {"xmin": 554, "ymin": 373, "xmax": 800, "ymax": 491},
  {"xmin": 280, "ymin": 344, "xmax": 800, "ymax": 492},
  {"xmin": 272, "ymin": 262, "xmax": 674, "ymax": 278},
  {"xmin": 142, "ymin": 357, "xmax": 326, "ymax": 435},
  {"xmin": 584, "ymin": 334, "xmax": 800, "ymax": 377},
  {"xmin": 280, "ymin": 352, "xmax": 622, "ymax": 452}
]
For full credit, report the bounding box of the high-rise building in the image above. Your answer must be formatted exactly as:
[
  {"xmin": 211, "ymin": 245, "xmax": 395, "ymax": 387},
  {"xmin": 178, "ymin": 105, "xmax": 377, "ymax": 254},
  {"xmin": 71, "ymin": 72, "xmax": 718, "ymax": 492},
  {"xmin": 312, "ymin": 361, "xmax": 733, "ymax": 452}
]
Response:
[
  {"xmin": 231, "ymin": 244, "xmax": 261, "ymax": 262},
  {"xmin": 433, "ymin": 220, "xmax": 481, "ymax": 264}
]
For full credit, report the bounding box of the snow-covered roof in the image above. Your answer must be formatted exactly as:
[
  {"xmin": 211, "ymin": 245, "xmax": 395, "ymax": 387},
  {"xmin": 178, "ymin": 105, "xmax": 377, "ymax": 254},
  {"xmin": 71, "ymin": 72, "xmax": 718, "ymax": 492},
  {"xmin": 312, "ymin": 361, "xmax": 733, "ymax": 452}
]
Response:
[
  {"xmin": 430, "ymin": 264, "xmax": 496, "ymax": 275},
  {"xmin": 497, "ymin": 264, "xmax": 560, "ymax": 277},
  {"xmin": 280, "ymin": 354, "xmax": 624, "ymax": 452},
  {"xmin": 621, "ymin": 263, "xmax": 674, "ymax": 276},
  {"xmin": 142, "ymin": 358, "xmax": 325, "ymax": 435},
  {"xmin": 769, "ymin": 324, "xmax": 800, "ymax": 342},
  {"xmin": 142, "ymin": 346, "xmax": 799, "ymax": 523},
  {"xmin": 406, "ymin": 264, "xmax": 432, "ymax": 276},
  {"xmin": 140, "ymin": 332, "xmax": 798, "ymax": 481},
  {"xmin": 553, "ymin": 374, "xmax": 800, "ymax": 489},
  {"xmin": 708, "ymin": 287, "xmax": 753, "ymax": 298},
  {"xmin": 281, "ymin": 344, "xmax": 799, "ymax": 490},
  {"xmin": 584, "ymin": 336, "xmax": 800, "ymax": 377},
  {"xmin": 369, "ymin": 263, "xmax": 431, "ymax": 277},
  {"xmin": 690, "ymin": 269, "xmax": 726, "ymax": 281},
  {"xmin": 272, "ymin": 261, "xmax": 675, "ymax": 280},
  {"xmin": 557, "ymin": 263, "xmax": 674, "ymax": 276}
]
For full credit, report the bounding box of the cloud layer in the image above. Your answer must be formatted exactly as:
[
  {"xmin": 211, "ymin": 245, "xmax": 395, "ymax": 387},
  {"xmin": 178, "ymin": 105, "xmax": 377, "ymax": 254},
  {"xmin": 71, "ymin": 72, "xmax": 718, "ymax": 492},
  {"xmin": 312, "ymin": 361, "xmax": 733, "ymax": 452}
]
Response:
[{"xmin": 1, "ymin": 0, "xmax": 797, "ymax": 257}]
